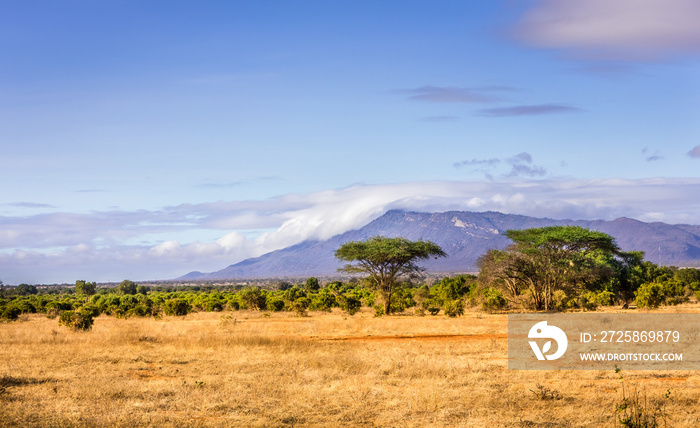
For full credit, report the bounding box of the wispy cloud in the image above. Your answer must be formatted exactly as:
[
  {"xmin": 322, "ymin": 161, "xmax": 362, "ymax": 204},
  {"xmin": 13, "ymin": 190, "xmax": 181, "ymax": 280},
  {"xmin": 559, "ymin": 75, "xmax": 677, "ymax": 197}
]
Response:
[
  {"xmin": 195, "ymin": 181, "xmax": 244, "ymax": 189},
  {"xmin": 454, "ymin": 152, "xmax": 547, "ymax": 178},
  {"xmin": 478, "ymin": 104, "xmax": 581, "ymax": 117},
  {"xmin": 642, "ymin": 147, "xmax": 664, "ymax": 162},
  {"xmin": 453, "ymin": 158, "xmax": 501, "ymax": 169},
  {"xmin": 420, "ymin": 115, "xmax": 460, "ymax": 123},
  {"xmin": 512, "ymin": 0, "xmax": 700, "ymax": 61},
  {"xmin": 505, "ymin": 152, "xmax": 547, "ymax": 177},
  {"xmin": 4, "ymin": 202, "xmax": 56, "ymax": 209},
  {"xmin": 688, "ymin": 145, "xmax": 700, "ymax": 158},
  {"xmin": 395, "ymin": 86, "xmax": 510, "ymax": 103}
]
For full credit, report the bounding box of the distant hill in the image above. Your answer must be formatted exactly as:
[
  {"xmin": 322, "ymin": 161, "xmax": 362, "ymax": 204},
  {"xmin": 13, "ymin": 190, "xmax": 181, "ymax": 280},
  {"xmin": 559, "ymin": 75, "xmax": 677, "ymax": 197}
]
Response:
[{"xmin": 178, "ymin": 210, "xmax": 700, "ymax": 280}]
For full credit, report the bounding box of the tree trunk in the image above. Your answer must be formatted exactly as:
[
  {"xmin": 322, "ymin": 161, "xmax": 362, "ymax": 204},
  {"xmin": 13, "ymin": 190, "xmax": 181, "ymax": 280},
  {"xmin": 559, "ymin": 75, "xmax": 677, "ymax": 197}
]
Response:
[{"xmin": 383, "ymin": 282, "xmax": 392, "ymax": 315}]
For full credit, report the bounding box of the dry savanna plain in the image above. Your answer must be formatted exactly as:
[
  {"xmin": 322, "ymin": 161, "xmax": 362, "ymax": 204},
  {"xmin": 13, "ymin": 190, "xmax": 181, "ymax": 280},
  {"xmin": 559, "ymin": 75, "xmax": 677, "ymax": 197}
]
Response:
[{"xmin": 2, "ymin": 306, "xmax": 700, "ymax": 427}]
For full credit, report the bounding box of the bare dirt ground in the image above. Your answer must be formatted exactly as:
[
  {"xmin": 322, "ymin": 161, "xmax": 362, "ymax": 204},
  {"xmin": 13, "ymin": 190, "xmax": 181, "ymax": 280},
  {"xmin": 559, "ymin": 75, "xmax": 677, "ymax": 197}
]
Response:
[{"xmin": 1, "ymin": 308, "xmax": 699, "ymax": 427}]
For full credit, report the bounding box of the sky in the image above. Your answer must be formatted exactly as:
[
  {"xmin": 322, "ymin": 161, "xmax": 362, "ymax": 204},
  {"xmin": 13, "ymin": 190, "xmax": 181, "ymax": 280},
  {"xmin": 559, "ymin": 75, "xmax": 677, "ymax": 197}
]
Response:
[{"xmin": 1, "ymin": 0, "xmax": 700, "ymax": 284}]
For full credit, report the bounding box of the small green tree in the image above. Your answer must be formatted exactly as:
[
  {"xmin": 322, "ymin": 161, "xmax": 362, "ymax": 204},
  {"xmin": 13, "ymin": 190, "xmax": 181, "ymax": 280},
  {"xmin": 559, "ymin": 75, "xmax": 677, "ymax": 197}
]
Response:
[
  {"xmin": 239, "ymin": 287, "xmax": 267, "ymax": 310},
  {"xmin": 335, "ymin": 236, "xmax": 446, "ymax": 315},
  {"xmin": 75, "ymin": 280, "xmax": 96, "ymax": 297},
  {"xmin": 305, "ymin": 277, "xmax": 320, "ymax": 291},
  {"xmin": 16, "ymin": 283, "xmax": 38, "ymax": 296},
  {"xmin": 118, "ymin": 280, "xmax": 138, "ymax": 295}
]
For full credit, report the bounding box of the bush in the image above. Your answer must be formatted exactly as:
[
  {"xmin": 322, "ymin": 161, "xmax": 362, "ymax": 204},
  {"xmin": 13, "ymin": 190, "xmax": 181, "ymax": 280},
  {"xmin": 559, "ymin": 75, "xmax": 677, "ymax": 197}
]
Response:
[
  {"xmin": 579, "ymin": 291, "xmax": 599, "ymax": 311},
  {"xmin": 127, "ymin": 304, "xmax": 151, "ymax": 317},
  {"xmin": 308, "ymin": 291, "xmax": 335, "ymax": 312},
  {"xmin": 635, "ymin": 283, "xmax": 665, "ymax": 309},
  {"xmin": 552, "ymin": 290, "xmax": 576, "ymax": 312},
  {"xmin": 163, "ymin": 298, "xmax": 192, "ymax": 316},
  {"xmin": 266, "ymin": 298, "xmax": 285, "ymax": 312},
  {"xmin": 58, "ymin": 308, "xmax": 95, "ymax": 331},
  {"xmin": 10, "ymin": 299, "xmax": 36, "ymax": 314},
  {"xmin": 290, "ymin": 297, "xmax": 311, "ymax": 317},
  {"xmin": 339, "ymin": 296, "xmax": 362, "ymax": 316},
  {"xmin": 661, "ymin": 281, "xmax": 687, "ymax": 305},
  {"xmin": 443, "ymin": 299, "xmax": 465, "ymax": 317},
  {"xmin": 421, "ymin": 298, "xmax": 441, "ymax": 315},
  {"xmin": 593, "ymin": 290, "xmax": 615, "ymax": 307},
  {"xmin": 480, "ymin": 287, "xmax": 507, "ymax": 312},
  {"xmin": 239, "ymin": 287, "xmax": 267, "ymax": 311},
  {"xmin": 1, "ymin": 304, "xmax": 22, "ymax": 321}
]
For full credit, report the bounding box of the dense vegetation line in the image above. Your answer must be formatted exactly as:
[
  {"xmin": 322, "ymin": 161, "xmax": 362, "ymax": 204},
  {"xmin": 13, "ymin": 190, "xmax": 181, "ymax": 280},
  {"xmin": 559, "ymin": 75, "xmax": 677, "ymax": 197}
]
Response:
[{"xmin": 2, "ymin": 226, "xmax": 699, "ymax": 330}]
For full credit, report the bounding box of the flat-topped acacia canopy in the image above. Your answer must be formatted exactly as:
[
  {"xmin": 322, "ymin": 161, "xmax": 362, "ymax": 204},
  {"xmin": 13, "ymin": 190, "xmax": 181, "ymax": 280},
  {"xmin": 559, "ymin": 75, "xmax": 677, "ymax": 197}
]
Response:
[{"xmin": 335, "ymin": 236, "xmax": 446, "ymax": 314}]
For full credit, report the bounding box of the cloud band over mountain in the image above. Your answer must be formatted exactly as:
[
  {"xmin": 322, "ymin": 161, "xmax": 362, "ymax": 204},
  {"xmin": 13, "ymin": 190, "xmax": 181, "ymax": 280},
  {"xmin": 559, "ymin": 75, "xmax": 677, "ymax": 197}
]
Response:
[{"xmin": 2, "ymin": 177, "xmax": 700, "ymax": 284}]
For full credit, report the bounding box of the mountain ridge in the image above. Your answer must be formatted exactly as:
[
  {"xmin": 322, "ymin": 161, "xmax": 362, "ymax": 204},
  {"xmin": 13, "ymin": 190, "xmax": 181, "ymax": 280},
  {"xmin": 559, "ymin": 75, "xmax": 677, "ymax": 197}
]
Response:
[{"xmin": 178, "ymin": 210, "xmax": 700, "ymax": 280}]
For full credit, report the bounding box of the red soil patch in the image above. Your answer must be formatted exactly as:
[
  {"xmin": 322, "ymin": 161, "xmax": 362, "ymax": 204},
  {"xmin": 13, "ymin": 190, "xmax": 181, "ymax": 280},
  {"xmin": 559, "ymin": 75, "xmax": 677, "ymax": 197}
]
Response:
[
  {"xmin": 319, "ymin": 333, "xmax": 507, "ymax": 342},
  {"xmin": 632, "ymin": 376, "xmax": 688, "ymax": 383}
]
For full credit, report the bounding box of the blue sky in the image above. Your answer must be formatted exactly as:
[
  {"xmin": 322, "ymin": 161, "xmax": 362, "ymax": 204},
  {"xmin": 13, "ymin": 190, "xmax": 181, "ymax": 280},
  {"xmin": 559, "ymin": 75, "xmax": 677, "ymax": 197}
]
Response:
[{"xmin": 2, "ymin": 0, "xmax": 700, "ymax": 284}]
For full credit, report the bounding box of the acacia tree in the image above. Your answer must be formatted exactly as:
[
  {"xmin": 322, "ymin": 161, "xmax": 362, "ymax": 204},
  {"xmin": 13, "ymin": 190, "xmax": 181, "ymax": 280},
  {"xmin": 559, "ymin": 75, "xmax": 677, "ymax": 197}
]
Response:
[
  {"xmin": 335, "ymin": 236, "xmax": 446, "ymax": 314},
  {"xmin": 478, "ymin": 226, "xmax": 632, "ymax": 311}
]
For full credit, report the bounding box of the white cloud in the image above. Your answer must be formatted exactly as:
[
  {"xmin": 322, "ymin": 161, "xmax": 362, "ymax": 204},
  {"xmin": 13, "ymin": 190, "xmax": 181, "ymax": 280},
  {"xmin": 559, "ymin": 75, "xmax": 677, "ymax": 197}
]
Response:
[
  {"xmin": 2, "ymin": 178, "xmax": 700, "ymax": 284},
  {"xmin": 513, "ymin": 0, "xmax": 700, "ymax": 60}
]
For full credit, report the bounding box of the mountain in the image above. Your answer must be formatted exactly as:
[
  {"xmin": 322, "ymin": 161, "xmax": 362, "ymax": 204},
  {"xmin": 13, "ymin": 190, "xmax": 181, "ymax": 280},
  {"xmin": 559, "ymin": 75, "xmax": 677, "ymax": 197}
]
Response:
[{"xmin": 179, "ymin": 210, "xmax": 700, "ymax": 280}]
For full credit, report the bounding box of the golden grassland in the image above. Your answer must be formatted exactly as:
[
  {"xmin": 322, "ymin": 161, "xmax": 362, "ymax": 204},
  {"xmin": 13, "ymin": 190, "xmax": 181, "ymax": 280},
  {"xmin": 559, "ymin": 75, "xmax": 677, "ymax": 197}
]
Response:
[{"xmin": 2, "ymin": 307, "xmax": 700, "ymax": 427}]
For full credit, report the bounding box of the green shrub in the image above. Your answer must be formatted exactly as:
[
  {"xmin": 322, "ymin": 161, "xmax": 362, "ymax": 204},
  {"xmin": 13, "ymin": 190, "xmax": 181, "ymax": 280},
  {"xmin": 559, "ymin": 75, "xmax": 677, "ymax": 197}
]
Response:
[
  {"xmin": 202, "ymin": 299, "xmax": 224, "ymax": 312},
  {"xmin": 373, "ymin": 305, "xmax": 384, "ymax": 317},
  {"xmin": 163, "ymin": 298, "xmax": 192, "ymax": 316},
  {"xmin": 480, "ymin": 287, "xmax": 507, "ymax": 312},
  {"xmin": 661, "ymin": 281, "xmax": 687, "ymax": 305},
  {"xmin": 58, "ymin": 308, "xmax": 95, "ymax": 331},
  {"xmin": 580, "ymin": 291, "xmax": 599, "ymax": 311},
  {"xmin": 127, "ymin": 304, "xmax": 151, "ymax": 317},
  {"xmin": 290, "ymin": 297, "xmax": 311, "ymax": 317},
  {"xmin": 266, "ymin": 298, "xmax": 285, "ymax": 312},
  {"xmin": 1, "ymin": 304, "xmax": 22, "ymax": 321},
  {"xmin": 443, "ymin": 299, "xmax": 465, "ymax": 317},
  {"xmin": 421, "ymin": 298, "xmax": 441, "ymax": 315},
  {"xmin": 10, "ymin": 299, "xmax": 37, "ymax": 314},
  {"xmin": 635, "ymin": 283, "xmax": 665, "ymax": 309},
  {"xmin": 239, "ymin": 287, "xmax": 267, "ymax": 310},
  {"xmin": 339, "ymin": 296, "xmax": 362, "ymax": 316},
  {"xmin": 552, "ymin": 290, "xmax": 576, "ymax": 312}
]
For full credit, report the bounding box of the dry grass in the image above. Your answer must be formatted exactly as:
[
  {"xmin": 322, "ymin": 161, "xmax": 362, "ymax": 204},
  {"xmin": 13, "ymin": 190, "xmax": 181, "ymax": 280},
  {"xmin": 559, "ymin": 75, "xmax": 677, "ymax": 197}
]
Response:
[{"xmin": 1, "ymin": 308, "xmax": 700, "ymax": 427}]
